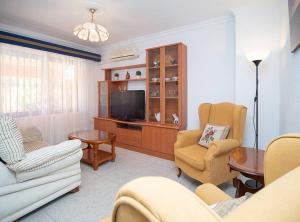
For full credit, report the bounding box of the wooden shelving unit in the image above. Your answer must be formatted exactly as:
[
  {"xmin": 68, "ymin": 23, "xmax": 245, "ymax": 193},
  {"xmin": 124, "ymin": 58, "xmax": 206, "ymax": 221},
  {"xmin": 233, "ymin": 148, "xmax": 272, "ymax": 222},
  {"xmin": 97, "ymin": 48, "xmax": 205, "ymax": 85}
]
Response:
[
  {"xmin": 95, "ymin": 43, "xmax": 187, "ymax": 160},
  {"xmin": 146, "ymin": 43, "xmax": 187, "ymax": 128}
]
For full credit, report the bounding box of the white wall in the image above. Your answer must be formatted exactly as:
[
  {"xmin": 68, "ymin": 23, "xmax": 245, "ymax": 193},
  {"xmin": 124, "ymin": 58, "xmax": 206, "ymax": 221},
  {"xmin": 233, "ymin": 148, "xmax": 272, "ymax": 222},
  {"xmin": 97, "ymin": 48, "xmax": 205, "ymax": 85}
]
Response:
[
  {"xmin": 233, "ymin": 1, "xmax": 282, "ymax": 148},
  {"xmin": 98, "ymin": 16, "xmax": 236, "ymax": 130},
  {"xmin": 99, "ymin": 5, "xmax": 285, "ymax": 148},
  {"xmin": 3, "ymin": 0, "xmax": 295, "ymax": 148},
  {"xmin": 279, "ymin": 0, "xmax": 300, "ymax": 133}
]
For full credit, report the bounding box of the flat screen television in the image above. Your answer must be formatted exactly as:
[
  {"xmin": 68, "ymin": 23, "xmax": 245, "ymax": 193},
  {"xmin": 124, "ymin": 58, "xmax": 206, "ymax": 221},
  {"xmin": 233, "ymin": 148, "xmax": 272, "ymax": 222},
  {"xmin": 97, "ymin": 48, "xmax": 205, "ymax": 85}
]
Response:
[{"xmin": 111, "ymin": 90, "xmax": 145, "ymax": 121}]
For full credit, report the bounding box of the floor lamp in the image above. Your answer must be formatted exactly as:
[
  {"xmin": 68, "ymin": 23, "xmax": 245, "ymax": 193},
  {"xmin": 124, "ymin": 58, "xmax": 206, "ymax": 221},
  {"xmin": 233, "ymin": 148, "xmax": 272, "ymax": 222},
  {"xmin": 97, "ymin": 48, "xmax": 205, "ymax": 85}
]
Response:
[
  {"xmin": 246, "ymin": 50, "xmax": 269, "ymax": 189},
  {"xmin": 252, "ymin": 59, "xmax": 261, "ymax": 150},
  {"xmin": 246, "ymin": 50, "xmax": 269, "ymax": 150}
]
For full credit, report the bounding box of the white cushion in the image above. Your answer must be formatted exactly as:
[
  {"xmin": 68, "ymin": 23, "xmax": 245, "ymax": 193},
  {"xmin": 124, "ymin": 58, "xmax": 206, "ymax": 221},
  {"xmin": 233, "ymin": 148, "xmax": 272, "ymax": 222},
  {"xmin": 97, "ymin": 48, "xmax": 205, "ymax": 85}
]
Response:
[
  {"xmin": 0, "ymin": 116, "xmax": 25, "ymax": 164},
  {"xmin": 198, "ymin": 123, "xmax": 230, "ymax": 148}
]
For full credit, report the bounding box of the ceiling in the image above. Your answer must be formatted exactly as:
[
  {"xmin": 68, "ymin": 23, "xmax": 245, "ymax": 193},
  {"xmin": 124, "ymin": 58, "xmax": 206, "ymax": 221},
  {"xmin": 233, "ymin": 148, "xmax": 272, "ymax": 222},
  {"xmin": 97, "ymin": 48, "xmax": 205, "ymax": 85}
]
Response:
[{"xmin": 0, "ymin": 0, "xmax": 269, "ymax": 49}]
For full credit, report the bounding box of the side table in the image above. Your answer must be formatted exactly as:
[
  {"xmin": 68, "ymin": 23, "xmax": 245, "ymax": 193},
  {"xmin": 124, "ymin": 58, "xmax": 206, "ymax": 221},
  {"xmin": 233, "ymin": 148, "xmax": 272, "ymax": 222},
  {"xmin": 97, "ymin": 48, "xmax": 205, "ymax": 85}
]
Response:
[
  {"xmin": 68, "ymin": 130, "xmax": 116, "ymax": 170},
  {"xmin": 228, "ymin": 147, "xmax": 265, "ymax": 197}
]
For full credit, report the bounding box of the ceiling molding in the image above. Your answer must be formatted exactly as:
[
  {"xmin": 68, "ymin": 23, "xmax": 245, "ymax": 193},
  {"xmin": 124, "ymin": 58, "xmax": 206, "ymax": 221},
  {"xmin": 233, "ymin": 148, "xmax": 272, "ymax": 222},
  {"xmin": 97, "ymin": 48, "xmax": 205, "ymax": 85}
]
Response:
[{"xmin": 99, "ymin": 15, "xmax": 234, "ymax": 52}]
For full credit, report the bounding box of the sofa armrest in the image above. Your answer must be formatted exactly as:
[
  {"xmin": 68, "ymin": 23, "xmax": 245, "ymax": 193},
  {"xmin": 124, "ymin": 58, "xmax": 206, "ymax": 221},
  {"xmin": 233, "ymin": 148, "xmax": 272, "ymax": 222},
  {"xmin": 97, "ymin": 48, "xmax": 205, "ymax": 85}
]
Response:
[
  {"xmin": 7, "ymin": 139, "xmax": 82, "ymax": 172},
  {"xmin": 195, "ymin": 183, "xmax": 232, "ymax": 205},
  {"xmin": 111, "ymin": 177, "xmax": 222, "ymax": 222},
  {"xmin": 174, "ymin": 129, "xmax": 203, "ymax": 149},
  {"xmin": 206, "ymin": 139, "xmax": 239, "ymax": 158}
]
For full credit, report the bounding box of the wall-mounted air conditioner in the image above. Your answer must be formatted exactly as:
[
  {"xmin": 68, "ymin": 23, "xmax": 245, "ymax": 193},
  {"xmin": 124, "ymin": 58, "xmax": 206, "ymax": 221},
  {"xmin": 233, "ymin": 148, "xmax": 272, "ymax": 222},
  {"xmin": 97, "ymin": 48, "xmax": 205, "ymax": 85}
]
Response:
[{"xmin": 110, "ymin": 48, "xmax": 139, "ymax": 61}]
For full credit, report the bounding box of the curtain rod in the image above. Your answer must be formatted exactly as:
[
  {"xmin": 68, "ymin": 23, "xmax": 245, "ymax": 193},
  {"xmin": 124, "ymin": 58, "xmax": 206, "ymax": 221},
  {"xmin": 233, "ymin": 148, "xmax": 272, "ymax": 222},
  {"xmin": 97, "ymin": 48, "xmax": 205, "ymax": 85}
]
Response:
[{"xmin": 0, "ymin": 31, "xmax": 101, "ymax": 62}]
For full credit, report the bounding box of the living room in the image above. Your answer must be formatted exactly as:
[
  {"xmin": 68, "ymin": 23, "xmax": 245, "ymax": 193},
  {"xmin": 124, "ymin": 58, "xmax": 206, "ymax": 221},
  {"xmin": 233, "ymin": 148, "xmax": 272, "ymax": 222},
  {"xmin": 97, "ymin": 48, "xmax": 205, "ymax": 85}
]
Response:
[{"xmin": 0, "ymin": 0, "xmax": 300, "ymax": 221}]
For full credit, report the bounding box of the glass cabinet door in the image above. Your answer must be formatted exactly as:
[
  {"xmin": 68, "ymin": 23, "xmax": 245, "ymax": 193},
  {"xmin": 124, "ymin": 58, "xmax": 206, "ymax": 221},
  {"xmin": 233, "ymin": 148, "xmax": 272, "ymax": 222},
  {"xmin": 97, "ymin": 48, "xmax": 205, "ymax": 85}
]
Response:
[
  {"xmin": 164, "ymin": 45, "xmax": 179, "ymax": 126},
  {"xmin": 98, "ymin": 81, "xmax": 109, "ymax": 118},
  {"xmin": 147, "ymin": 48, "xmax": 161, "ymax": 123}
]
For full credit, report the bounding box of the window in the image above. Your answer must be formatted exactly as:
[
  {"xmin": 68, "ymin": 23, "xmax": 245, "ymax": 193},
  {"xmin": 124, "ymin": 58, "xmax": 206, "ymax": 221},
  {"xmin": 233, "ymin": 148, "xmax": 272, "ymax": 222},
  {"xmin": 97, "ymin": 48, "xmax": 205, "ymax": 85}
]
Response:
[{"xmin": 0, "ymin": 53, "xmax": 43, "ymax": 115}]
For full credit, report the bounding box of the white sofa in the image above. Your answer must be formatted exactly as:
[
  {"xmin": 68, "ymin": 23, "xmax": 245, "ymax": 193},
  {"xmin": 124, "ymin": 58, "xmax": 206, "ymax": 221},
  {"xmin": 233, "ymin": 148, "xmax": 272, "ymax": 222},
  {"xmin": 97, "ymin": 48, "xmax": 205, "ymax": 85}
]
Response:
[{"xmin": 0, "ymin": 127, "xmax": 83, "ymax": 222}]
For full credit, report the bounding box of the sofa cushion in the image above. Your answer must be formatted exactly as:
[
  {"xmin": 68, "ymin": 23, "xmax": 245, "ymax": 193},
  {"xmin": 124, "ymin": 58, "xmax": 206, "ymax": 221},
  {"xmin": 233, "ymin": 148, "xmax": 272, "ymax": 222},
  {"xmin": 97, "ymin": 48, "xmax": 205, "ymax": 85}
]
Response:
[
  {"xmin": 175, "ymin": 144, "xmax": 207, "ymax": 170},
  {"xmin": 0, "ymin": 116, "xmax": 25, "ymax": 164},
  {"xmin": 198, "ymin": 123, "xmax": 230, "ymax": 148},
  {"xmin": 0, "ymin": 161, "xmax": 17, "ymax": 186}
]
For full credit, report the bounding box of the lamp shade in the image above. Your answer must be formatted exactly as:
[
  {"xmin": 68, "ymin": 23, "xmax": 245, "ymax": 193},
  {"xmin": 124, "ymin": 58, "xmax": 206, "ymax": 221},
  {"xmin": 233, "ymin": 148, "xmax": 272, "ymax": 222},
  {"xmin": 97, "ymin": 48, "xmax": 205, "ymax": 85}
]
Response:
[
  {"xmin": 73, "ymin": 8, "xmax": 109, "ymax": 42},
  {"xmin": 73, "ymin": 22, "xmax": 109, "ymax": 42},
  {"xmin": 246, "ymin": 50, "xmax": 270, "ymax": 62}
]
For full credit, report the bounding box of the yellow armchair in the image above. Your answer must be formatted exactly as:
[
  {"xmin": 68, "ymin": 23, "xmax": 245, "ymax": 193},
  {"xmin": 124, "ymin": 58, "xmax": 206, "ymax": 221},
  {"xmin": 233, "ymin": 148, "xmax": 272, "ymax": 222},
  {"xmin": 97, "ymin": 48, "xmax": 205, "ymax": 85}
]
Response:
[
  {"xmin": 102, "ymin": 134, "xmax": 300, "ymax": 222},
  {"xmin": 175, "ymin": 102, "xmax": 247, "ymax": 185}
]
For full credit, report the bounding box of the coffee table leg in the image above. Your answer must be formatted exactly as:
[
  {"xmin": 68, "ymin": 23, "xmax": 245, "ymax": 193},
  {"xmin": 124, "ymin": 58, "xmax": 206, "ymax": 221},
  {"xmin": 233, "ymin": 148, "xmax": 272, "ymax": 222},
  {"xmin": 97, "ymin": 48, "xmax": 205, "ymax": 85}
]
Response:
[
  {"xmin": 111, "ymin": 140, "xmax": 116, "ymax": 162},
  {"xmin": 93, "ymin": 143, "xmax": 98, "ymax": 171},
  {"xmin": 87, "ymin": 143, "xmax": 92, "ymax": 162}
]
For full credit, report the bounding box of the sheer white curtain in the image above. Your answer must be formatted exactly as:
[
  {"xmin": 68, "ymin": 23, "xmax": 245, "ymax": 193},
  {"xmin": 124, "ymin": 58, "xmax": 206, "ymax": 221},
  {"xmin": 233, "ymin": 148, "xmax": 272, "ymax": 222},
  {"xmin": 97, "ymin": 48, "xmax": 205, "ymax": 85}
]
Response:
[{"xmin": 0, "ymin": 43, "xmax": 98, "ymax": 144}]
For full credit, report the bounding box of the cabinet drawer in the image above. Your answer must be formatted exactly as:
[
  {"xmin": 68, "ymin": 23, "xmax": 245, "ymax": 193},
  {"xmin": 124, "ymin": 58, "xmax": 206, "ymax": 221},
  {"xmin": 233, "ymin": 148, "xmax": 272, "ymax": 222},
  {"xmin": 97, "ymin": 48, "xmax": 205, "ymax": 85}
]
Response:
[{"xmin": 117, "ymin": 128, "xmax": 142, "ymax": 147}]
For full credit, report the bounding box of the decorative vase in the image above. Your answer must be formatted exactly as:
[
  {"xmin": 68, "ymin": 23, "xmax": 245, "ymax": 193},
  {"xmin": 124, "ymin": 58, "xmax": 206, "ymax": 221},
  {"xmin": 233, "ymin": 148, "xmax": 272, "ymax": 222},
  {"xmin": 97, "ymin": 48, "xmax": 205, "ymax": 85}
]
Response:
[{"xmin": 126, "ymin": 71, "xmax": 130, "ymax": 79}]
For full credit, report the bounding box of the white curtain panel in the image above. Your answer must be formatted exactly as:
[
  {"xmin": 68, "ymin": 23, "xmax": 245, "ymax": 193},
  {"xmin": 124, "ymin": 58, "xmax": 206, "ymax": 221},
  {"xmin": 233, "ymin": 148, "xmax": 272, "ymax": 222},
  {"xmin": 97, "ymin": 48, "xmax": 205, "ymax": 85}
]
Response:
[{"xmin": 0, "ymin": 43, "xmax": 98, "ymax": 144}]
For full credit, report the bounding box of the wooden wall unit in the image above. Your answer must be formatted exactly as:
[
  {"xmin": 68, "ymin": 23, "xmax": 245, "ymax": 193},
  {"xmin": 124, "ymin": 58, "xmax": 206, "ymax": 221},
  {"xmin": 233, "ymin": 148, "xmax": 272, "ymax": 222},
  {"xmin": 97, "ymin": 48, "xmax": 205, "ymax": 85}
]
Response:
[{"xmin": 95, "ymin": 43, "xmax": 187, "ymax": 160}]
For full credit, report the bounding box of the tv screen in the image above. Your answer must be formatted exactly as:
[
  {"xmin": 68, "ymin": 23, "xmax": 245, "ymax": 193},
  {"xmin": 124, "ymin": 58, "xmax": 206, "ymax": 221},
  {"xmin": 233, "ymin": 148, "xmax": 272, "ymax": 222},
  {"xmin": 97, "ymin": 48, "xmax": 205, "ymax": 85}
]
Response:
[
  {"xmin": 289, "ymin": 0, "xmax": 300, "ymax": 52},
  {"xmin": 111, "ymin": 90, "xmax": 145, "ymax": 121}
]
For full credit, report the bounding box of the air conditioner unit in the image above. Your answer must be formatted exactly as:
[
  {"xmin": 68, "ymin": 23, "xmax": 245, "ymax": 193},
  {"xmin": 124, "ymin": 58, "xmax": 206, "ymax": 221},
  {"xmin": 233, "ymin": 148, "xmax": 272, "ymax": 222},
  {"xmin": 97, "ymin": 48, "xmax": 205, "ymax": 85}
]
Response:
[{"xmin": 110, "ymin": 48, "xmax": 139, "ymax": 61}]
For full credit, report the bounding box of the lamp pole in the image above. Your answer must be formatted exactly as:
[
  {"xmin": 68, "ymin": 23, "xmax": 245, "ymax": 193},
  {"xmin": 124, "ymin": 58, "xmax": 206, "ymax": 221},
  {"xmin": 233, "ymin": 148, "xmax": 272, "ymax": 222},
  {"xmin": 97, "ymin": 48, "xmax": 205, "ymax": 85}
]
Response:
[{"xmin": 252, "ymin": 59, "xmax": 262, "ymax": 151}]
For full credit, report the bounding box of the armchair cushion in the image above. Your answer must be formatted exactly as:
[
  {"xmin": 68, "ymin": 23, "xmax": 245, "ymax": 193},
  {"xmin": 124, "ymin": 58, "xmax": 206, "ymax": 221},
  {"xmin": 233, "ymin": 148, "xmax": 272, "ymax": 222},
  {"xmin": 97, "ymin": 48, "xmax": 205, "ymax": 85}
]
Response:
[
  {"xmin": 199, "ymin": 124, "xmax": 230, "ymax": 148},
  {"xmin": 175, "ymin": 144, "xmax": 207, "ymax": 170},
  {"xmin": 0, "ymin": 115, "xmax": 25, "ymax": 164}
]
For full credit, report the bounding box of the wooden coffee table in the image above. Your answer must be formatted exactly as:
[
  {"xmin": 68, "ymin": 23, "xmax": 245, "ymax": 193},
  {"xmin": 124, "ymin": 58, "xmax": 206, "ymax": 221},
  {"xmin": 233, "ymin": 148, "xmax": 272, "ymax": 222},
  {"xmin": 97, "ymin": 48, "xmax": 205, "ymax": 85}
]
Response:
[
  {"xmin": 228, "ymin": 147, "xmax": 265, "ymax": 197},
  {"xmin": 68, "ymin": 130, "xmax": 116, "ymax": 170}
]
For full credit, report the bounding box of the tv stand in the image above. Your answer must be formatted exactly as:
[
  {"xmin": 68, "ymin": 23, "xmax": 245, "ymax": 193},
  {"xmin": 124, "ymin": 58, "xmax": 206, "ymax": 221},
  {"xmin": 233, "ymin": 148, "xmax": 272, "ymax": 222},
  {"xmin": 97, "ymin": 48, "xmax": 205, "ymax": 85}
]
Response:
[
  {"xmin": 94, "ymin": 117, "xmax": 178, "ymax": 160},
  {"xmin": 116, "ymin": 122, "xmax": 142, "ymax": 131}
]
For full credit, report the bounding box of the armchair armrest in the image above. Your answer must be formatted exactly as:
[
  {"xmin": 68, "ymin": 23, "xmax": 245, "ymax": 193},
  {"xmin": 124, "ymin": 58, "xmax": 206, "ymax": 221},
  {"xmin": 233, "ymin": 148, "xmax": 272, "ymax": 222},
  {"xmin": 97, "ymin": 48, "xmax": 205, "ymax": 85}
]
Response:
[
  {"xmin": 111, "ymin": 177, "xmax": 222, "ymax": 222},
  {"xmin": 206, "ymin": 139, "xmax": 239, "ymax": 158},
  {"xmin": 174, "ymin": 129, "xmax": 203, "ymax": 149},
  {"xmin": 7, "ymin": 139, "xmax": 82, "ymax": 172},
  {"xmin": 195, "ymin": 183, "xmax": 232, "ymax": 205}
]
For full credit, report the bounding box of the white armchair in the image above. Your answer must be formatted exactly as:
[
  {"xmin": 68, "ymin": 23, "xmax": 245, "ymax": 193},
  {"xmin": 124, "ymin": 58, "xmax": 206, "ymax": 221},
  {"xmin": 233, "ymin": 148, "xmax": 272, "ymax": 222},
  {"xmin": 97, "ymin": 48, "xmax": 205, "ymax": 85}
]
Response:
[{"xmin": 0, "ymin": 127, "xmax": 83, "ymax": 222}]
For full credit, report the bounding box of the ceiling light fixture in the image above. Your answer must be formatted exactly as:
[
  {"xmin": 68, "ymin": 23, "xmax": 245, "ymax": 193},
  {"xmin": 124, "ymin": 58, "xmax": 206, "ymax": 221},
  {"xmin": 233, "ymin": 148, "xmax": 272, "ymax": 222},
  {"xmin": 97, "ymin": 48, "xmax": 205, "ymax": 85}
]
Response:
[{"xmin": 73, "ymin": 8, "xmax": 109, "ymax": 42}]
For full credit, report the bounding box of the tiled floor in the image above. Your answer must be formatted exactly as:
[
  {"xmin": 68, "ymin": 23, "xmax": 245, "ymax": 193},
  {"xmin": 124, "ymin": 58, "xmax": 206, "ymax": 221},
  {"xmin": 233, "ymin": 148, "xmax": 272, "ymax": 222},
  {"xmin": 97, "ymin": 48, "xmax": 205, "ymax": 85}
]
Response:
[{"xmin": 20, "ymin": 147, "xmax": 235, "ymax": 222}]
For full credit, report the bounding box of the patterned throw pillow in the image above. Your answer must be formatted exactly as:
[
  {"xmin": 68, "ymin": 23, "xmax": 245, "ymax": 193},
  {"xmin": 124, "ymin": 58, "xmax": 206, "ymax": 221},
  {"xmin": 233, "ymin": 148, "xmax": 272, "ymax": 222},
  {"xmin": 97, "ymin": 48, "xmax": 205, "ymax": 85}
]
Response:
[
  {"xmin": 210, "ymin": 195, "xmax": 250, "ymax": 217},
  {"xmin": 198, "ymin": 123, "xmax": 230, "ymax": 148},
  {"xmin": 0, "ymin": 115, "xmax": 25, "ymax": 164}
]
